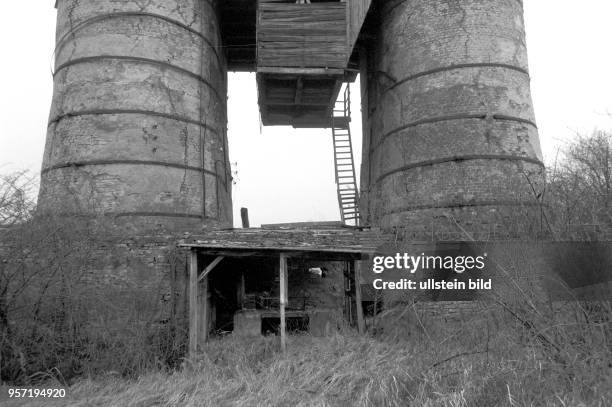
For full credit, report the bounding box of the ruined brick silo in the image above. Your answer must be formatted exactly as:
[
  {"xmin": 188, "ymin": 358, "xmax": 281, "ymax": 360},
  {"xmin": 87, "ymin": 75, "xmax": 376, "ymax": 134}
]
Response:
[
  {"xmin": 31, "ymin": 0, "xmax": 550, "ymax": 345},
  {"xmin": 359, "ymin": 0, "xmax": 545, "ymax": 235},
  {"xmin": 39, "ymin": 0, "xmax": 232, "ymax": 231}
]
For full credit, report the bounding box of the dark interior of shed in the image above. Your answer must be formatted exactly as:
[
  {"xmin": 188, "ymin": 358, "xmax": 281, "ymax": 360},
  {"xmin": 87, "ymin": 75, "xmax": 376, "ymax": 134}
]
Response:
[{"xmin": 202, "ymin": 254, "xmax": 357, "ymax": 336}]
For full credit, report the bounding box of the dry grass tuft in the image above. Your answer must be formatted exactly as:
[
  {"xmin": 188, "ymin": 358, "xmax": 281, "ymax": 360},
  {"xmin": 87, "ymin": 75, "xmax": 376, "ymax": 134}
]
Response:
[{"xmin": 2, "ymin": 300, "xmax": 610, "ymax": 407}]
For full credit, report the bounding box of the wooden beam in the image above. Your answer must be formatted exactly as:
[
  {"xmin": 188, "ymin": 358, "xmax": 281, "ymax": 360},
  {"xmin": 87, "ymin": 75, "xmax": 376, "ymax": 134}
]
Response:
[
  {"xmin": 279, "ymin": 253, "xmax": 288, "ymax": 354},
  {"xmin": 198, "ymin": 256, "xmax": 225, "ymax": 282},
  {"xmin": 326, "ymin": 79, "xmax": 344, "ymax": 118},
  {"xmin": 260, "ymin": 74, "xmax": 339, "ymax": 81},
  {"xmin": 354, "ymin": 260, "xmax": 365, "ymax": 334},
  {"xmin": 237, "ymin": 271, "xmax": 246, "ymax": 309},
  {"xmin": 200, "ymin": 274, "xmax": 209, "ymax": 345},
  {"xmin": 257, "ymin": 66, "xmax": 345, "ymax": 76},
  {"xmin": 240, "ymin": 207, "xmax": 250, "ymax": 228},
  {"xmin": 294, "ymin": 78, "xmax": 304, "ymax": 105},
  {"xmin": 189, "ymin": 250, "xmax": 199, "ymax": 358},
  {"xmin": 264, "ymin": 101, "xmax": 332, "ymax": 107},
  {"xmin": 256, "ymin": 73, "xmax": 270, "ymax": 123},
  {"xmin": 179, "ymin": 244, "xmax": 368, "ymax": 256}
]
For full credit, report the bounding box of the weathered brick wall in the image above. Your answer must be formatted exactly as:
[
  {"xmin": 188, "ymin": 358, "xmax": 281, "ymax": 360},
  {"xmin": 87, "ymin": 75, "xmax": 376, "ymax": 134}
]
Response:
[
  {"xmin": 289, "ymin": 260, "xmax": 346, "ymax": 311},
  {"xmin": 360, "ymin": 0, "xmax": 545, "ymax": 233},
  {"xmin": 72, "ymin": 233, "xmax": 190, "ymax": 327}
]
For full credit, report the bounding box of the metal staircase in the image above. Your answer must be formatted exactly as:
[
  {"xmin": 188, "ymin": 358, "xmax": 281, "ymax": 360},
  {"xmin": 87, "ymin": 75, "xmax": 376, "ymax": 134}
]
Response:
[{"xmin": 332, "ymin": 84, "xmax": 360, "ymax": 226}]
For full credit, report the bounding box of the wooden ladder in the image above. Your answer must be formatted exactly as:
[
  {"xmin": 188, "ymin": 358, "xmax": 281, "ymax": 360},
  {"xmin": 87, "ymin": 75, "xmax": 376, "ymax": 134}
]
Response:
[{"xmin": 332, "ymin": 84, "xmax": 360, "ymax": 226}]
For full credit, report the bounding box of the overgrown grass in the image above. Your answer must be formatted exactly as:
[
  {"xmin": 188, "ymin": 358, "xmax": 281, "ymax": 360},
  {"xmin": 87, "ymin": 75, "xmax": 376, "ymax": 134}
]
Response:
[{"xmin": 2, "ymin": 301, "xmax": 610, "ymax": 407}]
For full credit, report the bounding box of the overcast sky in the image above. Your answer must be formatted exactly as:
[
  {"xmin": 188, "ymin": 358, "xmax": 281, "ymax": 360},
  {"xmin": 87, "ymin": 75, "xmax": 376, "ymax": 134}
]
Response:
[{"xmin": 1, "ymin": 2, "xmax": 611, "ymax": 227}]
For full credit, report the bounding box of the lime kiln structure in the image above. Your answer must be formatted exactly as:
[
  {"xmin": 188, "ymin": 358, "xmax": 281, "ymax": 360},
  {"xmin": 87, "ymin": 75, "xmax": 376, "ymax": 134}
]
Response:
[{"xmin": 40, "ymin": 0, "xmax": 544, "ymax": 235}]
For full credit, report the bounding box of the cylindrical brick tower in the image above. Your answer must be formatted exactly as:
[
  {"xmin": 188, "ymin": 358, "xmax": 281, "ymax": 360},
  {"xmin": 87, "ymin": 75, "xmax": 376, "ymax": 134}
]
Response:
[
  {"xmin": 360, "ymin": 0, "xmax": 544, "ymax": 236},
  {"xmin": 39, "ymin": 0, "xmax": 232, "ymax": 231}
]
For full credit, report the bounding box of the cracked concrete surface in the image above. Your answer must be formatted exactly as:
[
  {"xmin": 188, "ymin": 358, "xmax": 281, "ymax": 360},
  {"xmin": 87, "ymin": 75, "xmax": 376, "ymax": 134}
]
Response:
[
  {"xmin": 40, "ymin": 0, "xmax": 232, "ymax": 231},
  {"xmin": 360, "ymin": 0, "xmax": 544, "ymax": 234}
]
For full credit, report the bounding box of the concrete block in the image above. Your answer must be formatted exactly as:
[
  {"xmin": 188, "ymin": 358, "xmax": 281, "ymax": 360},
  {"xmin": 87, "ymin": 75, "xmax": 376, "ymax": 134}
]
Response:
[
  {"xmin": 233, "ymin": 310, "xmax": 261, "ymax": 337},
  {"xmin": 309, "ymin": 310, "xmax": 338, "ymax": 337}
]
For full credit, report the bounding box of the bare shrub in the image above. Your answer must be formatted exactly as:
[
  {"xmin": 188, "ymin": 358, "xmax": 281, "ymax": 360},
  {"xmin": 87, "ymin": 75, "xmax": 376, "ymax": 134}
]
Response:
[
  {"xmin": 545, "ymin": 129, "xmax": 612, "ymax": 239},
  {"xmin": 0, "ymin": 170, "xmax": 37, "ymax": 226},
  {"xmin": 0, "ymin": 171, "xmax": 185, "ymax": 384}
]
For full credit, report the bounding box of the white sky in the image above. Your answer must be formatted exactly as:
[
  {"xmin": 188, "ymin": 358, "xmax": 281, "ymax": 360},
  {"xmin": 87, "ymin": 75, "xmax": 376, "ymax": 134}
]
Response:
[{"xmin": 0, "ymin": 2, "xmax": 611, "ymax": 227}]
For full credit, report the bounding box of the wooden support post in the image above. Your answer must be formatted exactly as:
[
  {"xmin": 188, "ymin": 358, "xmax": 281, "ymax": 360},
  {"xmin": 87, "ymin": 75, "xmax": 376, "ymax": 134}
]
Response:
[
  {"xmin": 240, "ymin": 207, "xmax": 250, "ymax": 228},
  {"xmin": 294, "ymin": 78, "xmax": 304, "ymax": 105},
  {"xmin": 189, "ymin": 250, "xmax": 199, "ymax": 358},
  {"xmin": 279, "ymin": 253, "xmax": 288, "ymax": 354},
  {"xmin": 198, "ymin": 275, "xmax": 209, "ymax": 346},
  {"xmin": 354, "ymin": 260, "xmax": 365, "ymax": 334},
  {"xmin": 196, "ymin": 256, "xmax": 225, "ymax": 346},
  {"xmin": 237, "ymin": 271, "xmax": 245, "ymax": 309}
]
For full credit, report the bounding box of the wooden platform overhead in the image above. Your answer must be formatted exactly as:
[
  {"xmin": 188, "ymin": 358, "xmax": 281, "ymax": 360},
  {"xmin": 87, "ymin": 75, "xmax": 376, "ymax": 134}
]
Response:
[
  {"xmin": 257, "ymin": 73, "xmax": 344, "ymax": 127},
  {"xmin": 222, "ymin": 0, "xmax": 373, "ymax": 127},
  {"xmin": 255, "ymin": 0, "xmax": 367, "ymax": 128},
  {"xmin": 257, "ymin": 2, "xmax": 348, "ymax": 69}
]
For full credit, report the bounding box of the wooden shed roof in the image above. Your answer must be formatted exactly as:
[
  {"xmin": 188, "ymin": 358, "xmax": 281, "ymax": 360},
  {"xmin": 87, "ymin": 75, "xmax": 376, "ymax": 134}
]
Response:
[{"xmin": 179, "ymin": 224, "xmax": 388, "ymax": 257}]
